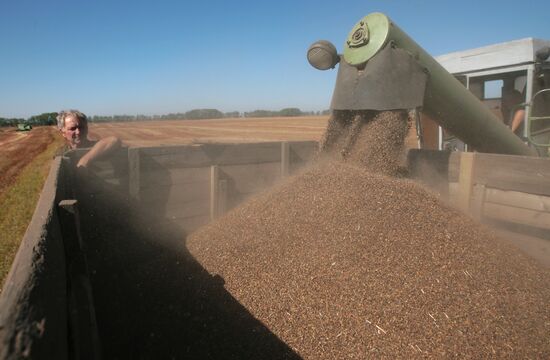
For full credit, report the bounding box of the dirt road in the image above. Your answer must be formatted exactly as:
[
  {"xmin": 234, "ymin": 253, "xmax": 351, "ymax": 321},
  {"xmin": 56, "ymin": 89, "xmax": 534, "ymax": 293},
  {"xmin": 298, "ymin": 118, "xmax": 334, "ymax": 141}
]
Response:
[{"xmin": 0, "ymin": 127, "xmax": 58, "ymax": 195}]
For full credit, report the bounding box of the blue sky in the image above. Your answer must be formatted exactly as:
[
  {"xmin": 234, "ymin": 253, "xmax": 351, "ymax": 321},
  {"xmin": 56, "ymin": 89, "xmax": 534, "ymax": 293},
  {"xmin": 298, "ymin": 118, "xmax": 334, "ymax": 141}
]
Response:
[{"xmin": 1, "ymin": 0, "xmax": 549, "ymax": 118}]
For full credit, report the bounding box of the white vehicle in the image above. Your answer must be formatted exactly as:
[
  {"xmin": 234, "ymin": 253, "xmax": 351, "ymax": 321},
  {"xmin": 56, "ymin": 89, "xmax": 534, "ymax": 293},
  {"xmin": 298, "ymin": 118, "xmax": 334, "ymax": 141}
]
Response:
[{"xmin": 429, "ymin": 38, "xmax": 550, "ymax": 156}]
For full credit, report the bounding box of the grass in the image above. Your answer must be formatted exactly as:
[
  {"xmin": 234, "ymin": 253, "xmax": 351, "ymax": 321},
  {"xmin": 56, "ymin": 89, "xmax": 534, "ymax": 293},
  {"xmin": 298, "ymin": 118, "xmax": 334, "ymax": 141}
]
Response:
[{"xmin": 0, "ymin": 138, "xmax": 64, "ymax": 290}]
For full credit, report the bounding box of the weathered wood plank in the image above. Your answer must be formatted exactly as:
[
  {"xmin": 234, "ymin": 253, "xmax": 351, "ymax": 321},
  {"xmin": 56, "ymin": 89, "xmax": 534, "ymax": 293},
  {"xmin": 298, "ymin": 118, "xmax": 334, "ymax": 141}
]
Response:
[
  {"xmin": 128, "ymin": 147, "xmax": 140, "ymax": 199},
  {"xmin": 471, "ymin": 184, "xmax": 486, "ymax": 220},
  {"xmin": 406, "ymin": 149, "xmax": 452, "ymax": 195},
  {"xmin": 220, "ymin": 162, "xmax": 281, "ymax": 195},
  {"xmin": 448, "ymin": 182, "xmax": 459, "ymax": 206},
  {"xmin": 281, "ymin": 142, "xmax": 289, "ymax": 177},
  {"xmin": 89, "ymin": 153, "xmax": 128, "ymax": 170},
  {"xmin": 103, "ymin": 178, "xmax": 122, "ymax": 187},
  {"xmin": 140, "ymin": 182, "xmax": 210, "ymax": 205},
  {"xmin": 89, "ymin": 167, "xmax": 116, "ymax": 180},
  {"xmin": 176, "ymin": 215, "xmax": 211, "ymax": 234},
  {"xmin": 495, "ymin": 229, "xmax": 550, "ymax": 268},
  {"xmin": 474, "ymin": 153, "xmax": 550, "ymax": 196},
  {"xmin": 448, "ymin": 152, "xmax": 460, "ymax": 182},
  {"xmin": 457, "ymin": 152, "xmax": 476, "ymax": 212},
  {"xmin": 137, "ymin": 144, "xmax": 203, "ymax": 156},
  {"xmin": 140, "ymin": 167, "xmax": 211, "ymax": 188},
  {"xmin": 218, "ymin": 179, "xmax": 228, "ymax": 216},
  {"xmin": 289, "ymin": 141, "xmax": 318, "ymax": 162},
  {"xmin": 139, "ymin": 142, "xmax": 284, "ymax": 168},
  {"xmin": 139, "ymin": 141, "xmax": 316, "ymax": 156},
  {"xmin": 485, "ymin": 188, "xmax": 550, "ymax": 211},
  {"xmin": 484, "ymin": 202, "xmax": 550, "ymax": 230},
  {"xmin": 210, "ymin": 165, "xmax": 219, "ymax": 220},
  {"xmin": 163, "ymin": 197, "xmax": 211, "ymax": 220}
]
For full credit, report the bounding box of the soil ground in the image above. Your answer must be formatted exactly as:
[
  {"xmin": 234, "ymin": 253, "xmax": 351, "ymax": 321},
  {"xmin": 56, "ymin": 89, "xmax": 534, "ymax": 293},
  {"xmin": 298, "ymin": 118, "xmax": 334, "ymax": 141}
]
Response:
[{"xmin": 0, "ymin": 127, "xmax": 58, "ymax": 196}]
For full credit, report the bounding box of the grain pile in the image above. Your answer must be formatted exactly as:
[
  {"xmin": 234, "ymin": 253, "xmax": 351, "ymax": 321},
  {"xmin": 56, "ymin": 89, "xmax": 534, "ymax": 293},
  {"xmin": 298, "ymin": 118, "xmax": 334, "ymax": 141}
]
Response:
[{"xmin": 187, "ymin": 111, "xmax": 550, "ymax": 358}]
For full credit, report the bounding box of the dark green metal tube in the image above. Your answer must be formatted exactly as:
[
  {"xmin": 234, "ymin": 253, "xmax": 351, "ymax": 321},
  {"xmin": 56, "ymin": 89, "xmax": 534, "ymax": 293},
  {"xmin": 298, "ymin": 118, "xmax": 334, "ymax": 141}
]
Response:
[{"xmin": 343, "ymin": 13, "xmax": 536, "ymax": 156}]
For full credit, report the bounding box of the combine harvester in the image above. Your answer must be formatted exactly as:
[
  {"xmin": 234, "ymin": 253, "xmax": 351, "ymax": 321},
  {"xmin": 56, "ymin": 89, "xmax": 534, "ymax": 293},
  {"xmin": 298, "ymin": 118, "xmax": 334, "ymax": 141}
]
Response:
[
  {"xmin": 306, "ymin": 12, "xmax": 550, "ymax": 238},
  {"xmin": 1, "ymin": 12, "xmax": 550, "ymax": 359}
]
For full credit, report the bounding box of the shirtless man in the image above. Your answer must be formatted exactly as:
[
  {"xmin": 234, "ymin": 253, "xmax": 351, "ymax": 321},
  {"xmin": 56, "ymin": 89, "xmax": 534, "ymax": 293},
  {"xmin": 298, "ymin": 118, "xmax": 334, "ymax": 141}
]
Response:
[{"xmin": 57, "ymin": 109, "xmax": 121, "ymax": 168}]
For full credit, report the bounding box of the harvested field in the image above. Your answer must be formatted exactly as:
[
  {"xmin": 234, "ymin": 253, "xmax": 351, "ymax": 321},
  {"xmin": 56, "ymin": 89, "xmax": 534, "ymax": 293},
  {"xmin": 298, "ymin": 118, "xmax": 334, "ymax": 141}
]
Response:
[
  {"xmin": 188, "ymin": 111, "xmax": 550, "ymax": 358},
  {"xmin": 0, "ymin": 127, "xmax": 58, "ymax": 196},
  {"xmin": 88, "ymin": 116, "xmax": 329, "ymax": 147},
  {"xmin": 0, "ymin": 117, "xmax": 327, "ymax": 195}
]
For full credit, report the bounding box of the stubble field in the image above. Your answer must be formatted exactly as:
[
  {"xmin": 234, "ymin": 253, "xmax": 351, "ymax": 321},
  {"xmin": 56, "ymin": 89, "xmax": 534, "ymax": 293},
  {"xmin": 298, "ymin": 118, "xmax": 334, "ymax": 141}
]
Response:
[
  {"xmin": 88, "ymin": 116, "xmax": 329, "ymax": 147},
  {"xmin": 1, "ymin": 116, "xmax": 328, "ymax": 203}
]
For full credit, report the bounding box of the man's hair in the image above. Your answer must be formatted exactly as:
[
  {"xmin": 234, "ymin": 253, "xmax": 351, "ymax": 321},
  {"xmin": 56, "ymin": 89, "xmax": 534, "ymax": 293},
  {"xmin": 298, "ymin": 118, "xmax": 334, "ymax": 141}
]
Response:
[{"xmin": 57, "ymin": 109, "xmax": 87, "ymax": 130}]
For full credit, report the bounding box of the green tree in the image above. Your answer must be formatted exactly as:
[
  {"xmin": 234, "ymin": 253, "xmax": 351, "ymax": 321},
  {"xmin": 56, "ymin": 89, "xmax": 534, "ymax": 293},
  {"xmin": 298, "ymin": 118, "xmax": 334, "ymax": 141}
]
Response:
[
  {"xmin": 279, "ymin": 108, "xmax": 303, "ymax": 117},
  {"xmin": 27, "ymin": 112, "xmax": 58, "ymax": 126},
  {"xmin": 185, "ymin": 109, "xmax": 223, "ymax": 120}
]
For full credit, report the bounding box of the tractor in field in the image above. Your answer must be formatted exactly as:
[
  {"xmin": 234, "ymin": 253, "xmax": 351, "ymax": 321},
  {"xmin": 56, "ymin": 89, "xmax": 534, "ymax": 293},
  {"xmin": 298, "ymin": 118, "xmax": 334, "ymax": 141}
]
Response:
[{"xmin": 16, "ymin": 123, "xmax": 32, "ymax": 131}]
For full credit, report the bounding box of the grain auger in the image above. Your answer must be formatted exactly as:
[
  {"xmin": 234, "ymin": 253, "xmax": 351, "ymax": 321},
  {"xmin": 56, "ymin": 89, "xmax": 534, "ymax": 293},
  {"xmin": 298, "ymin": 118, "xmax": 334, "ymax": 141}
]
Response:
[{"xmin": 307, "ymin": 12, "xmax": 536, "ymax": 156}]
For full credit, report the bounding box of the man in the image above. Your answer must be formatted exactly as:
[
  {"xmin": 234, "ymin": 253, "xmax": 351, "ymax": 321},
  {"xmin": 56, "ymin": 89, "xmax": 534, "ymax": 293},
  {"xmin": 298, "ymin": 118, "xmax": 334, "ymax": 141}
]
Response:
[
  {"xmin": 510, "ymin": 107, "xmax": 526, "ymax": 136},
  {"xmin": 57, "ymin": 109, "xmax": 121, "ymax": 168}
]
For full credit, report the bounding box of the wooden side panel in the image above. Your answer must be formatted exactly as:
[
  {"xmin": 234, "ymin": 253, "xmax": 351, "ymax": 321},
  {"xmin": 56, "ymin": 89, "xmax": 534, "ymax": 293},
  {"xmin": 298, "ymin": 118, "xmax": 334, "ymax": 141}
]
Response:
[
  {"xmin": 289, "ymin": 141, "xmax": 317, "ymax": 174},
  {"xmin": 484, "ymin": 203, "xmax": 550, "ymax": 230},
  {"xmin": 408, "ymin": 149, "xmax": 550, "ymax": 238},
  {"xmin": 407, "ymin": 149, "xmax": 452, "ymax": 196},
  {"xmin": 448, "ymin": 152, "xmax": 460, "ymax": 182},
  {"xmin": 474, "ymin": 153, "xmax": 550, "ymax": 196},
  {"xmin": 281, "ymin": 142, "xmax": 289, "ymax": 177},
  {"xmin": 220, "ymin": 162, "xmax": 281, "ymax": 195},
  {"xmin": 174, "ymin": 215, "xmax": 211, "ymax": 235},
  {"xmin": 485, "ymin": 188, "xmax": 550, "ymax": 211},
  {"xmin": 409, "ymin": 150, "xmax": 550, "ymax": 197},
  {"xmin": 135, "ymin": 141, "xmax": 318, "ymax": 232},
  {"xmin": 420, "ymin": 113, "xmax": 440, "ymax": 150},
  {"xmin": 140, "ymin": 169, "xmax": 211, "ymax": 217},
  {"xmin": 140, "ymin": 142, "xmax": 283, "ymax": 168},
  {"xmin": 140, "ymin": 167, "xmax": 211, "ymax": 188},
  {"xmin": 457, "ymin": 152, "xmax": 476, "ymax": 212},
  {"xmin": 128, "ymin": 147, "xmax": 140, "ymax": 199},
  {"xmin": 482, "ymin": 188, "xmax": 550, "ymax": 231}
]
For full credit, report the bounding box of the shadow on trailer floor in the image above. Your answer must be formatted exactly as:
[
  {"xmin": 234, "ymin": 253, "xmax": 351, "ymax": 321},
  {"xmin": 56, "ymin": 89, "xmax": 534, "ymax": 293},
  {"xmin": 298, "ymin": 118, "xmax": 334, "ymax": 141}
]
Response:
[{"xmin": 76, "ymin": 176, "xmax": 299, "ymax": 359}]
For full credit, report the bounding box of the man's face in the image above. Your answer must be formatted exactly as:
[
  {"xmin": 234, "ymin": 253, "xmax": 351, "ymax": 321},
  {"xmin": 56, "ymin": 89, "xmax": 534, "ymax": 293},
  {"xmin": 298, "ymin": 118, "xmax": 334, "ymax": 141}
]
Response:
[{"xmin": 61, "ymin": 115, "xmax": 88, "ymax": 149}]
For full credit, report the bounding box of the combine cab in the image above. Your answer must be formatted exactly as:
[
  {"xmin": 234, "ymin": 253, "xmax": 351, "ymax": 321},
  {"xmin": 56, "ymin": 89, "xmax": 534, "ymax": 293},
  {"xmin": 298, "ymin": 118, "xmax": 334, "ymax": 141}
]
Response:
[{"xmin": 434, "ymin": 38, "xmax": 550, "ymax": 156}]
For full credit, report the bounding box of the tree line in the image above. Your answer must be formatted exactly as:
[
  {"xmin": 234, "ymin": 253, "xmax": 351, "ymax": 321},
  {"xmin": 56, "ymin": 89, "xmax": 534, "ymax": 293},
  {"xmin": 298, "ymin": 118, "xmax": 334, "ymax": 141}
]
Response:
[
  {"xmin": 0, "ymin": 112, "xmax": 58, "ymax": 127},
  {"xmin": 0, "ymin": 108, "xmax": 330, "ymax": 127}
]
